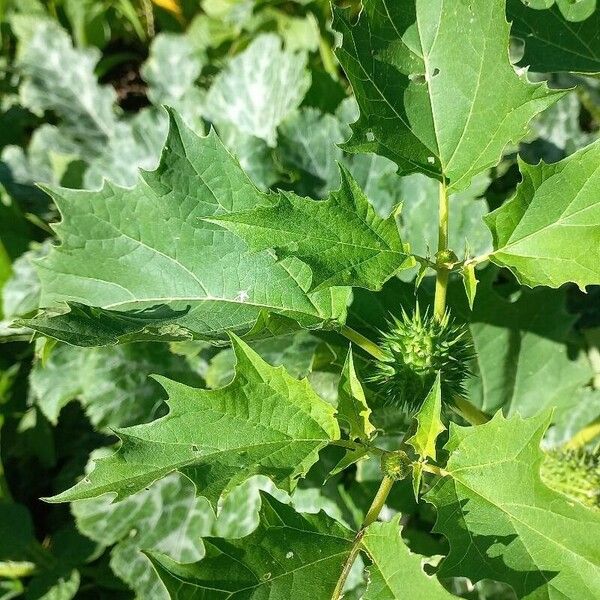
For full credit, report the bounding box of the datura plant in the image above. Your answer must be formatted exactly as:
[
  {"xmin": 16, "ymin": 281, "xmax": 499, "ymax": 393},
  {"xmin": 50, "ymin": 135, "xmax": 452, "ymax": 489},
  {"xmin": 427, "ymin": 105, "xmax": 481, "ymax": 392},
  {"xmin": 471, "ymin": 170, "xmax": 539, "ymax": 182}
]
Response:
[{"xmin": 3, "ymin": 0, "xmax": 600, "ymax": 599}]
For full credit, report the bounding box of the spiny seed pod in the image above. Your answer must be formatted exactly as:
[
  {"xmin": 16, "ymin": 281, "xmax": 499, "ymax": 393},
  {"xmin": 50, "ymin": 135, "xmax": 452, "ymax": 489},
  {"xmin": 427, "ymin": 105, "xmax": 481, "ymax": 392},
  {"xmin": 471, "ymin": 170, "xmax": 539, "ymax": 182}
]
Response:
[
  {"xmin": 370, "ymin": 305, "xmax": 474, "ymax": 411},
  {"xmin": 541, "ymin": 448, "xmax": 600, "ymax": 508}
]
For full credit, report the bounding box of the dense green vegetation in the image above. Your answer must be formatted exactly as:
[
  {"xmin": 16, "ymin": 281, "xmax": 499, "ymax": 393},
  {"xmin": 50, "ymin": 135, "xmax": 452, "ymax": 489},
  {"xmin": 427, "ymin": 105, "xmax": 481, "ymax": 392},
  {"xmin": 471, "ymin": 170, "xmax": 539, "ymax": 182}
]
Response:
[{"xmin": 1, "ymin": 1, "xmax": 599, "ymax": 598}]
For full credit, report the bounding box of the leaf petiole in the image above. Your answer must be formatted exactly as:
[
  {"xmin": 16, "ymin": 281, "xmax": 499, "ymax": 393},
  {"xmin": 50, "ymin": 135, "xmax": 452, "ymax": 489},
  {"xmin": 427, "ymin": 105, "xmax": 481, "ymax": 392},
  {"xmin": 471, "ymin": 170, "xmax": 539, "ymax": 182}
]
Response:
[
  {"xmin": 340, "ymin": 325, "xmax": 387, "ymax": 361},
  {"xmin": 451, "ymin": 394, "xmax": 490, "ymax": 425}
]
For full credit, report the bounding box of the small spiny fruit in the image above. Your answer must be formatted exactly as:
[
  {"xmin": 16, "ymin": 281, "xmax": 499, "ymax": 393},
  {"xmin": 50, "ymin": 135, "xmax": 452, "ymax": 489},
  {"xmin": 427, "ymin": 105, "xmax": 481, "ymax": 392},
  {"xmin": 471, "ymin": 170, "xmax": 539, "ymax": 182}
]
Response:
[
  {"xmin": 541, "ymin": 447, "xmax": 600, "ymax": 509},
  {"xmin": 381, "ymin": 450, "xmax": 412, "ymax": 480},
  {"xmin": 370, "ymin": 305, "xmax": 473, "ymax": 411}
]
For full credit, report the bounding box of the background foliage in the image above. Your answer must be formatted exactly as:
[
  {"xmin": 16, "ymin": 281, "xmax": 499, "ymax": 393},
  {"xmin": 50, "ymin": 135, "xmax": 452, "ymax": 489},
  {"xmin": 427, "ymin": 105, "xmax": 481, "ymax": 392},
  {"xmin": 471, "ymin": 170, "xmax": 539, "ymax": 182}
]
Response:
[{"xmin": 0, "ymin": 0, "xmax": 599, "ymax": 598}]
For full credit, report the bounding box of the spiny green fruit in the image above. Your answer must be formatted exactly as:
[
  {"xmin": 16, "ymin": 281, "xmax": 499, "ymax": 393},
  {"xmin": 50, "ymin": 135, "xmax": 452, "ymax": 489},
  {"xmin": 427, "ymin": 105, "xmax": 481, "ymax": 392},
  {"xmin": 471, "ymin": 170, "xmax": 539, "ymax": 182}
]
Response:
[
  {"xmin": 370, "ymin": 305, "xmax": 473, "ymax": 411},
  {"xmin": 381, "ymin": 450, "xmax": 412, "ymax": 480},
  {"xmin": 541, "ymin": 448, "xmax": 600, "ymax": 509}
]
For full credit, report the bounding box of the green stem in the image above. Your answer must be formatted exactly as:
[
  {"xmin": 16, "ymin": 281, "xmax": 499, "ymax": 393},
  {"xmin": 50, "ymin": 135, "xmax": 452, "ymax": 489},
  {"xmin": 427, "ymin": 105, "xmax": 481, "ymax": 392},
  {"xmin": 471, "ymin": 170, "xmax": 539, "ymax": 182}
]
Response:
[
  {"xmin": 434, "ymin": 180, "xmax": 449, "ymax": 322},
  {"xmin": 319, "ymin": 35, "xmax": 339, "ymax": 79},
  {"xmin": 421, "ymin": 463, "xmax": 449, "ymax": 477},
  {"xmin": 362, "ymin": 475, "xmax": 395, "ymax": 527},
  {"xmin": 451, "ymin": 395, "xmax": 490, "ymax": 425},
  {"xmin": 565, "ymin": 417, "xmax": 600, "ymax": 449},
  {"xmin": 332, "ymin": 476, "xmax": 395, "ymax": 600},
  {"xmin": 340, "ymin": 326, "xmax": 387, "ymax": 361}
]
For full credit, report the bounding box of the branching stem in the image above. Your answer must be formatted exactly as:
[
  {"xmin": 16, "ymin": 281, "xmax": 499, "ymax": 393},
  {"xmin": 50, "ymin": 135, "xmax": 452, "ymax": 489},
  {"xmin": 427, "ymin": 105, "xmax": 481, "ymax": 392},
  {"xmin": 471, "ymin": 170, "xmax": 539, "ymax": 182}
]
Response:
[
  {"xmin": 434, "ymin": 179, "xmax": 449, "ymax": 322},
  {"xmin": 332, "ymin": 476, "xmax": 395, "ymax": 599}
]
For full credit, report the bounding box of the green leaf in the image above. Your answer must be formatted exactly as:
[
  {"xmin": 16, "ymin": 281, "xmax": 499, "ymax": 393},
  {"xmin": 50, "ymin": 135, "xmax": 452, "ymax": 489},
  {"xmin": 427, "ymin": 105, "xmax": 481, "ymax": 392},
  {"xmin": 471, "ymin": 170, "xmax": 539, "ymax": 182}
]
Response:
[
  {"xmin": 141, "ymin": 33, "xmax": 205, "ymax": 133},
  {"xmin": 508, "ymin": 0, "xmax": 600, "ymax": 73},
  {"xmin": 147, "ymin": 492, "xmax": 354, "ymax": 600},
  {"xmin": 211, "ymin": 166, "xmax": 413, "ymax": 292},
  {"xmin": 337, "ymin": 346, "xmax": 375, "ymax": 441},
  {"xmin": 406, "ymin": 373, "xmax": 445, "ymax": 462},
  {"xmin": 205, "ymin": 331, "xmax": 322, "ymax": 389},
  {"xmin": 463, "ymin": 269, "xmax": 592, "ymax": 417},
  {"xmin": 527, "ymin": 93, "xmax": 596, "ymax": 160},
  {"xmin": 19, "ymin": 303, "xmax": 199, "ymax": 347},
  {"xmin": 276, "ymin": 101, "xmax": 405, "ymax": 216},
  {"xmin": 333, "ymin": 0, "xmax": 563, "ymax": 191},
  {"xmin": 486, "ymin": 139, "xmax": 600, "ymax": 289},
  {"xmin": 30, "ymin": 342, "xmax": 201, "ymax": 429},
  {"xmin": 47, "ymin": 334, "xmax": 339, "ymax": 504},
  {"xmin": 82, "ymin": 108, "xmax": 167, "ymax": 190},
  {"xmin": 277, "ymin": 107, "xmax": 345, "ymax": 197},
  {"xmin": 555, "ymin": 0, "xmax": 597, "ymax": 22},
  {"xmin": 2, "ymin": 242, "xmax": 49, "ymax": 320},
  {"xmin": 427, "ymin": 412, "xmax": 600, "ymax": 599},
  {"xmin": 0, "ymin": 504, "xmax": 94, "ymax": 600},
  {"xmin": 204, "ymin": 34, "xmax": 311, "ymax": 147},
  {"xmin": 406, "ymin": 374, "xmax": 445, "ymax": 498},
  {"xmin": 361, "ymin": 517, "xmax": 457, "ymax": 600},
  {"xmin": 215, "ymin": 121, "xmax": 279, "ymax": 191},
  {"xmin": 26, "ymin": 110, "xmax": 348, "ymax": 344},
  {"xmin": 72, "ymin": 472, "xmax": 215, "ymax": 600},
  {"xmin": 12, "ymin": 16, "xmax": 118, "ymax": 150},
  {"xmin": 1, "ymin": 125, "xmax": 80, "ymax": 188},
  {"xmin": 10, "ymin": 17, "xmax": 168, "ymax": 189},
  {"xmin": 461, "ymin": 263, "xmax": 479, "ymax": 310},
  {"xmin": 545, "ymin": 388, "xmax": 600, "ymax": 447}
]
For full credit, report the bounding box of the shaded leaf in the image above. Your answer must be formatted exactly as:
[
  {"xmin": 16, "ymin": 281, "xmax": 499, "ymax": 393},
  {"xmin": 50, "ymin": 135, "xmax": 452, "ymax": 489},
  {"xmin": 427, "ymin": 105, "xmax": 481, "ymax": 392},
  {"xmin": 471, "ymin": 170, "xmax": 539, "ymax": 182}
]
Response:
[
  {"xmin": 147, "ymin": 493, "xmax": 354, "ymax": 600},
  {"xmin": 30, "ymin": 342, "xmax": 201, "ymax": 429},
  {"xmin": 464, "ymin": 269, "xmax": 592, "ymax": 417},
  {"xmin": 73, "ymin": 472, "xmax": 214, "ymax": 600},
  {"xmin": 508, "ymin": 0, "xmax": 600, "ymax": 73}
]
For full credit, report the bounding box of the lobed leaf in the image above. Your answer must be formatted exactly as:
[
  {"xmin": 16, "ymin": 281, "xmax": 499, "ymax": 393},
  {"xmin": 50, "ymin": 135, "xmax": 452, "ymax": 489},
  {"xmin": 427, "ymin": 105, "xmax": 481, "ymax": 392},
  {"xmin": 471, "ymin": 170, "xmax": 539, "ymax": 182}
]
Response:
[
  {"xmin": 147, "ymin": 493, "xmax": 354, "ymax": 600},
  {"xmin": 362, "ymin": 517, "xmax": 457, "ymax": 600},
  {"xmin": 210, "ymin": 166, "xmax": 413, "ymax": 292},
  {"xmin": 333, "ymin": 0, "xmax": 564, "ymax": 191},
  {"xmin": 337, "ymin": 346, "xmax": 375, "ymax": 441},
  {"xmin": 47, "ymin": 334, "xmax": 339, "ymax": 505},
  {"xmin": 406, "ymin": 373, "xmax": 446, "ymax": 462},
  {"xmin": 24, "ymin": 110, "xmax": 350, "ymax": 344},
  {"xmin": 427, "ymin": 411, "xmax": 600, "ymax": 599},
  {"xmin": 486, "ymin": 139, "xmax": 600, "ymax": 289}
]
